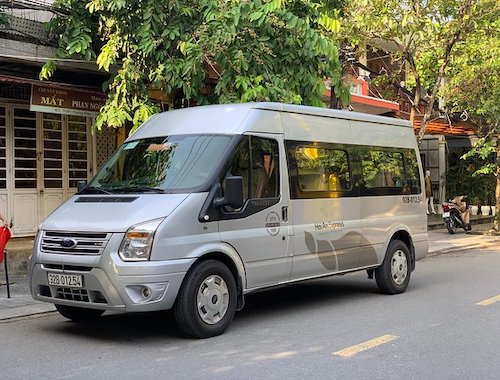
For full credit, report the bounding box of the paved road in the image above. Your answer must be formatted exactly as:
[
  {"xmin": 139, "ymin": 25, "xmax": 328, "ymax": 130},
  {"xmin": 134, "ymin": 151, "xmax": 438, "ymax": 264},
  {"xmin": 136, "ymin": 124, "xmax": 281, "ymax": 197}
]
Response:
[{"xmin": 1, "ymin": 245, "xmax": 499, "ymax": 380}]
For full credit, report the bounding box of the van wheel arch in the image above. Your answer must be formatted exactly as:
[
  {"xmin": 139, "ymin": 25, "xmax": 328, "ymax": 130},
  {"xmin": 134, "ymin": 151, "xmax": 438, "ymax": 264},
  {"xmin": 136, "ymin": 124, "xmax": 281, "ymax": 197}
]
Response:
[
  {"xmin": 173, "ymin": 259, "xmax": 237, "ymax": 338},
  {"xmin": 389, "ymin": 230, "xmax": 415, "ymax": 272},
  {"xmin": 184, "ymin": 252, "xmax": 245, "ymax": 311}
]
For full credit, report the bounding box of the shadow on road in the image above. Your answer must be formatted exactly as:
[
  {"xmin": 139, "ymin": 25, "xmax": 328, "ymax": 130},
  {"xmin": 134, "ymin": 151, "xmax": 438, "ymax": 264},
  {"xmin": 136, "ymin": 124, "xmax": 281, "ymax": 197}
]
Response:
[
  {"xmin": 41, "ymin": 274, "xmax": 383, "ymax": 342},
  {"xmin": 238, "ymin": 276, "xmax": 378, "ymax": 321}
]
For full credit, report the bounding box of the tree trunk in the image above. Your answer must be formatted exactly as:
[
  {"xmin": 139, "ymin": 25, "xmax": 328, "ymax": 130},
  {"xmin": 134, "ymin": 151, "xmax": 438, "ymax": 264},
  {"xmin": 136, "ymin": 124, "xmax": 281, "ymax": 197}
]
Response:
[
  {"xmin": 417, "ymin": 108, "xmax": 433, "ymax": 143},
  {"xmin": 495, "ymin": 134, "xmax": 500, "ymax": 231},
  {"xmin": 410, "ymin": 87, "xmax": 421, "ymax": 138},
  {"xmin": 329, "ymin": 84, "xmax": 341, "ymax": 109}
]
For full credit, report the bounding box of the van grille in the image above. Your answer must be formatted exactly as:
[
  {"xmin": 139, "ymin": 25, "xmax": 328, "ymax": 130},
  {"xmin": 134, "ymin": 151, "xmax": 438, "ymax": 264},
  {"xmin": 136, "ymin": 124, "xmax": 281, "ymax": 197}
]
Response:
[
  {"xmin": 42, "ymin": 263, "xmax": 93, "ymax": 272},
  {"xmin": 56, "ymin": 287, "xmax": 90, "ymax": 302},
  {"xmin": 41, "ymin": 231, "xmax": 112, "ymax": 255},
  {"xmin": 54, "ymin": 287, "xmax": 107, "ymax": 304}
]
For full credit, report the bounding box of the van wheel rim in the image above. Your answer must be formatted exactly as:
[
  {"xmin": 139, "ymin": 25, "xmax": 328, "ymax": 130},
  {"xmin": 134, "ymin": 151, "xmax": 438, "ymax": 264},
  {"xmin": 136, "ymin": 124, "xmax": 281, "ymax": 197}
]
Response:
[
  {"xmin": 391, "ymin": 250, "xmax": 408, "ymax": 285},
  {"xmin": 197, "ymin": 275, "xmax": 229, "ymax": 325}
]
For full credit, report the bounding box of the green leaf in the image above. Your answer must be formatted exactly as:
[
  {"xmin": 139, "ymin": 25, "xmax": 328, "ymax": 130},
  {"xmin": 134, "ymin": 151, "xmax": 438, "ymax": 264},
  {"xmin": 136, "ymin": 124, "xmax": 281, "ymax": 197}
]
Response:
[
  {"xmin": 249, "ymin": 11, "xmax": 264, "ymax": 22},
  {"xmin": 39, "ymin": 60, "xmax": 56, "ymax": 80},
  {"xmin": 179, "ymin": 41, "xmax": 188, "ymax": 55}
]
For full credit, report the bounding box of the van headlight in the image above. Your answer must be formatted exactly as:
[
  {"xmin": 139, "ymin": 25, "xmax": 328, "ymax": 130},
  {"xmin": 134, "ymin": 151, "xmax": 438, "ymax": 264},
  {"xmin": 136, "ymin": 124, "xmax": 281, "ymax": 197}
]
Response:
[{"xmin": 119, "ymin": 219, "xmax": 163, "ymax": 261}]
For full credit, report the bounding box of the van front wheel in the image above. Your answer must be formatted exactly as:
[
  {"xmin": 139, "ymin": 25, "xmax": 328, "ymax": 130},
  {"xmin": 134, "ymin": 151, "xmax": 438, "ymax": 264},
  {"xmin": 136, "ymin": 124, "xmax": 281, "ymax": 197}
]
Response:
[
  {"xmin": 375, "ymin": 240, "xmax": 411, "ymax": 294},
  {"xmin": 174, "ymin": 260, "xmax": 237, "ymax": 338}
]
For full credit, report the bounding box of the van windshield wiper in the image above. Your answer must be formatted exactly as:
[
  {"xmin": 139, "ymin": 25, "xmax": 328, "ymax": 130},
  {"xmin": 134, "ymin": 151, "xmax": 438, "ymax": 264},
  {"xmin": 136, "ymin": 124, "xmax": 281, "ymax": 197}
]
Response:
[
  {"xmin": 79, "ymin": 186, "xmax": 112, "ymax": 195},
  {"xmin": 108, "ymin": 186, "xmax": 166, "ymax": 194}
]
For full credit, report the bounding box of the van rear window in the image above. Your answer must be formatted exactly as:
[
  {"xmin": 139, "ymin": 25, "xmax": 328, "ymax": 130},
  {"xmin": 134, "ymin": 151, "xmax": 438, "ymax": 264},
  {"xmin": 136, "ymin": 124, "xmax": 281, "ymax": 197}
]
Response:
[{"xmin": 286, "ymin": 140, "xmax": 421, "ymax": 199}]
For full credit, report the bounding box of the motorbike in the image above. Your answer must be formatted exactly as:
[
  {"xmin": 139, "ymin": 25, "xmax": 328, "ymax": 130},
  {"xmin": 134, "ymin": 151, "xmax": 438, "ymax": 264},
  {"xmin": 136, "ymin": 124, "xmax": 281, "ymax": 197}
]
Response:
[{"xmin": 441, "ymin": 195, "xmax": 472, "ymax": 234}]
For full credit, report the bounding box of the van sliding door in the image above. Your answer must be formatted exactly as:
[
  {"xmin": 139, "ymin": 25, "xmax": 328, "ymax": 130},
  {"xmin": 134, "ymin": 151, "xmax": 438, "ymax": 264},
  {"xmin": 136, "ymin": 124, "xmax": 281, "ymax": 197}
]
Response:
[{"xmin": 286, "ymin": 141, "xmax": 363, "ymax": 279}]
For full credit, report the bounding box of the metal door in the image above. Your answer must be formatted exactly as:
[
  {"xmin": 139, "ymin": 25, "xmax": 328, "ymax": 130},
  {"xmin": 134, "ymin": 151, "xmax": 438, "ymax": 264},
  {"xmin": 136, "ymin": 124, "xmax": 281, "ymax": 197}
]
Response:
[
  {"xmin": 41, "ymin": 114, "xmax": 92, "ymax": 220},
  {"xmin": 12, "ymin": 106, "xmax": 39, "ymax": 235},
  {"xmin": 0, "ymin": 106, "xmax": 8, "ymax": 224},
  {"xmin": 2, "ymin": 106, "xmax": 92, "ymax": 236}
]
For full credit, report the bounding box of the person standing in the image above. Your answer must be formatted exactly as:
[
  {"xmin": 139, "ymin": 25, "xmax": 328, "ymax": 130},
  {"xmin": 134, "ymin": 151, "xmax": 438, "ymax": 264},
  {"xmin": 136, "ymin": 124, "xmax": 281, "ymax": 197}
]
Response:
[{"xmin": 425, "ymin": 170, "xmax": 437, "ymax": 214}]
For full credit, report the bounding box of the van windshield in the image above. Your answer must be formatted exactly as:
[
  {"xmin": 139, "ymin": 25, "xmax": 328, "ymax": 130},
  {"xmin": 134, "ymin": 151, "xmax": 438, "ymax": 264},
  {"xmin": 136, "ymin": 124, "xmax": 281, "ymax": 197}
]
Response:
[{"xmin": 86, "ymin": 135, "xmax": 232, "ymax": 193}]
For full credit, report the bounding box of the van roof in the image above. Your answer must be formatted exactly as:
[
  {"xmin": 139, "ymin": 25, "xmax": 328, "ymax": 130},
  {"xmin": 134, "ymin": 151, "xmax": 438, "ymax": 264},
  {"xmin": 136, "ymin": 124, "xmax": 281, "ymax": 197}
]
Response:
[
  {"xmin": 128, "ymin": 102, "xmax": 411, "ymax": 141},
  {"xmin": 255, "ymin": 102, "xmax": 410, "ymax": 127}
]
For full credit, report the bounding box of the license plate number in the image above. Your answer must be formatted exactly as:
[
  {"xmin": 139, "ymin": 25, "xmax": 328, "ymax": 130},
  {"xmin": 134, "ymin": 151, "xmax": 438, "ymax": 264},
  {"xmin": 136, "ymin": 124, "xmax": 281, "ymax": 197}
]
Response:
[
  {"xmin": 47, "ymin": 273, "xmax": 82, "ymax": 288},
  {"xmin": 442, "ymin": 212, "xmax": 450, "ymax": 218}
]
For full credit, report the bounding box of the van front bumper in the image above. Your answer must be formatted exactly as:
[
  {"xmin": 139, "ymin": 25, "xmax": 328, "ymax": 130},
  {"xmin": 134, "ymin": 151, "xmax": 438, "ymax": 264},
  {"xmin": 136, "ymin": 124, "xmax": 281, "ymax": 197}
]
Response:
[{"xmin": 30, "ymin": 252, "xmax": 196, "ymax": 313}]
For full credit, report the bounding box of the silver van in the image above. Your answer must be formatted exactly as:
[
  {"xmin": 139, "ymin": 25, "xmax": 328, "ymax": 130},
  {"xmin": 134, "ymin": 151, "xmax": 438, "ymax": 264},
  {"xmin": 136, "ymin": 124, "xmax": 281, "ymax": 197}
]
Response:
[{"xmin": 30, "ymin": 103, "xmax": 428, "ymax": 338}]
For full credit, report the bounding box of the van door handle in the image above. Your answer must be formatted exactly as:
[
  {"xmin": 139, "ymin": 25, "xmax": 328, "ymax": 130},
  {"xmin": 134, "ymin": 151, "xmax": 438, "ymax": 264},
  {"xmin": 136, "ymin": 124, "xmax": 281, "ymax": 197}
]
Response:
[{"xmin": 282, "ymin": 206, "xmax": 288, "ymax": 222}]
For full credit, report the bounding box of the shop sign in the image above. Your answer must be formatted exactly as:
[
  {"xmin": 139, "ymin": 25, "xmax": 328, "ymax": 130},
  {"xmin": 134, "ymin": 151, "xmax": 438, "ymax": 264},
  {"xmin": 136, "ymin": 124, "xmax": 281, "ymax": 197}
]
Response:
[{"xmin": 30, "ymin": 84, "xmax": 106, "ymax": 117}]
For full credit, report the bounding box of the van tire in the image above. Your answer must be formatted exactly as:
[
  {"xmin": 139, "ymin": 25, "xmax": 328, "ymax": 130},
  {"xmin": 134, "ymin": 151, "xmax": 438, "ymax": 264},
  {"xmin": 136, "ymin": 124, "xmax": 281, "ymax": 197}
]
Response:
[
  {"xmin": 375, "ymin": 239, "xmax": 411, "ymax": 294},
  {"xmin": 55, "ymin": 304, "xmax": 104, "ymax": 322},
  {"xmin": 174, "ymin": 260, "xmax": 237, "ymax": 338}
]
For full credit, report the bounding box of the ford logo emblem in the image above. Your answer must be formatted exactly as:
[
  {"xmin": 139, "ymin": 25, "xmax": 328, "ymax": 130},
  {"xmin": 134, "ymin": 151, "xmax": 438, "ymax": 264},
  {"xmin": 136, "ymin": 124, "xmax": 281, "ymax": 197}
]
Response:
[{"xmin": 61, "ymin": 238, "xmax": 77, "ymax": 248}]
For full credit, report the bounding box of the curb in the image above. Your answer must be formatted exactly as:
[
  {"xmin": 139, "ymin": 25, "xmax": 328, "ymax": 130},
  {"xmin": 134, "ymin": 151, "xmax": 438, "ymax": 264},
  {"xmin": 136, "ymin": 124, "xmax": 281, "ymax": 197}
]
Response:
[
  {"xmin": 428, "ymin": 240, "xmax": 499, "ymax": 256},
  {"xmin": 0, "ymin": 304, "xmax": 56, "ymax": 322},
  {"xmin": 428, "ymin": 215, "xmax": 495, "ymax": 231},
  {"xmin": 428, "ymin": 243, "xmax": 481, "ymax": 256}
]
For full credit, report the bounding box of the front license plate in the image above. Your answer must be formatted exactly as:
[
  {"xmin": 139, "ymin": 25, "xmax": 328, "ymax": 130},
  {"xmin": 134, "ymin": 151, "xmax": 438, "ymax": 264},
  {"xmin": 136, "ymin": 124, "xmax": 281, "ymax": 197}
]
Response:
[
  {"xmin": 442, "ymin": 212, "xmax": 450, "ymax": 218},
  {"xmin": 47, "ymin": 273, "xmax": 82, "ymax": 288}
]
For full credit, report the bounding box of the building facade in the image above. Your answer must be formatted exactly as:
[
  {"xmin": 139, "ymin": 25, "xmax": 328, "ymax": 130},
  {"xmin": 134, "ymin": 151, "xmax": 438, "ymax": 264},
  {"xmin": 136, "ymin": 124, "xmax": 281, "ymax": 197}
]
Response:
[
  {"xmin": 1, "ymin": 3, "xmax": 119, "ymax": 236},
  {"xmin": 0, "ymin": 80, "xmax": 116, "ymax": 236}
]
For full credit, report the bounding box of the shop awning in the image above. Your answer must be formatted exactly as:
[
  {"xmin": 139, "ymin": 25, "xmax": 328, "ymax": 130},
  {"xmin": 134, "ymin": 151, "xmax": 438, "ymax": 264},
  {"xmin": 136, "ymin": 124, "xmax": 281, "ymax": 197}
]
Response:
[{"xmin": 413, "ymin": 118, "xmax": 477, "ymax": 136}]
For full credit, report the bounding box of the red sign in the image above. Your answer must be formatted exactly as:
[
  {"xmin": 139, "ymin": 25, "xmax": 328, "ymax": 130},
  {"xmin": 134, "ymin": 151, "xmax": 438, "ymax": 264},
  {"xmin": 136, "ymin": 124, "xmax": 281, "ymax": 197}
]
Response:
[
  {"xmin": 0, "ymin": 227, "xmax": 11, "ymax": 263},
  {"xmin": 30, "ymin": 84, "xmax": 106, "ymax": 117}
]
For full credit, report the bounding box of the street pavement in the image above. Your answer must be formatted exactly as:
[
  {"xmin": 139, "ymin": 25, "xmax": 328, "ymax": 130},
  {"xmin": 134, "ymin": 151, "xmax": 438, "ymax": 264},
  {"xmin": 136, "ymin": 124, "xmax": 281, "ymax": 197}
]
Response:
[{"xmin": 1, "ymin": 219, "xmax": 498, "ymax": 322}]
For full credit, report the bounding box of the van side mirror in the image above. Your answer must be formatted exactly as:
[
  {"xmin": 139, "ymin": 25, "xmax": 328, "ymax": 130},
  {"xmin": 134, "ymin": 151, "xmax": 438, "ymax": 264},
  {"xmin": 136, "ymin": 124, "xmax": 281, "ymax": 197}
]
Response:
[
  {"xmin": 214, "ymin": 176, "xmax": 244, "ymax": 209},
  {"xmin": 77, "ymin": 180, "xmax": 87, "ymax": 193}
]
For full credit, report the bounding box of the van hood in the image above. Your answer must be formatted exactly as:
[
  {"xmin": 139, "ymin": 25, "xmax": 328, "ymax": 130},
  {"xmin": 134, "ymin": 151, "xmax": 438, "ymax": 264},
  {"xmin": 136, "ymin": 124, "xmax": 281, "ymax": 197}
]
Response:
[{"xmin": 40, "ymin": 193, "xmax": 191, "ymax": 233}]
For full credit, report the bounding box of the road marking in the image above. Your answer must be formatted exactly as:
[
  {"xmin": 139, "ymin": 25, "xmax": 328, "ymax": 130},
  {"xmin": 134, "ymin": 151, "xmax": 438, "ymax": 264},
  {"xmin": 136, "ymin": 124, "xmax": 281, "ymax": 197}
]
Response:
[
  {"xmin": 477, "ymin": 295, "xmax": 500, "ymax": 306},
  {"xmin": 333, "ymin": 335, "xmax": 399, "ymax": 358}
]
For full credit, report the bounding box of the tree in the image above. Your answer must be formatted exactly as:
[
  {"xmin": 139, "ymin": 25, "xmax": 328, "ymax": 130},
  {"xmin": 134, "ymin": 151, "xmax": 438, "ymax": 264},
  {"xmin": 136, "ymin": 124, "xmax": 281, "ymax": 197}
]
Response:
[
  {"xmin": 41, "ymin": 0, "xmax": 347, "ymax": 132},
  {"xmin": 340, "ymin": 0, "xmax": 496, "ymax": 142},
  {"xmin": 443, "ymin": 17, "xmax": 500, "ymax": 232}
]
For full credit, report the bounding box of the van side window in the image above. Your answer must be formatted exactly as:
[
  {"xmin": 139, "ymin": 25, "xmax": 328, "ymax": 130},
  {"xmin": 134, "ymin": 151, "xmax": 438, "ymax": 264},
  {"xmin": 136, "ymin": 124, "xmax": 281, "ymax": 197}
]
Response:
[
  {"xmin": 361, "ymin": 150, "xmax": 405, "ymax": 189},
  {"xmin": 225, "ymin": 137, "xmax": 251, "ymax": 200},
  {"xmin": 224, "ymin": 136, "xmax": 280, "ymax": 201},
  {"xmin": 404, "ymin": 149, "xmax": 422, "ymax": 193},
  {"xmin": 295, "ymin": 147, "xmax": 351, "ymax": 192},
  {"xmin": 360, "ymin": 148, "xmax": 421, "ymax": 195},
  {"xmin": 251, "ymin": 136, "xmax": 279, "ymax": 198}
]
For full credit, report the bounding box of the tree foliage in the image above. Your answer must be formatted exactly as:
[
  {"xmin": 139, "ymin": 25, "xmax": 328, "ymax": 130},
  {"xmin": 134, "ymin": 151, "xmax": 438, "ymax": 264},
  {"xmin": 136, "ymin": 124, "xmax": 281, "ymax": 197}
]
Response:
[
  {"xmin": 443, "ymin": 17, "xmax": 499, "ymax": 135},
  {"xmin": 443, "ymin": 17, "xmax": 500, "ymax": 231},
  {"xmin": 340, "ymin": 0, "xmax": 497, "ymax": 141},
  {"xmin": 42, "ymin": 0, "xmax": 347, "ymax": 132}
]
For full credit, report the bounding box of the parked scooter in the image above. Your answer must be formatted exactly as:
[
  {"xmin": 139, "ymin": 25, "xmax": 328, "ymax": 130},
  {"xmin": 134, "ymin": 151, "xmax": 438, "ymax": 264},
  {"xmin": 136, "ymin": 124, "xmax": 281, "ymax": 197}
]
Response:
[{"xmin": 441, "ymin": 195, "xmax": 472, "ymax": 234}]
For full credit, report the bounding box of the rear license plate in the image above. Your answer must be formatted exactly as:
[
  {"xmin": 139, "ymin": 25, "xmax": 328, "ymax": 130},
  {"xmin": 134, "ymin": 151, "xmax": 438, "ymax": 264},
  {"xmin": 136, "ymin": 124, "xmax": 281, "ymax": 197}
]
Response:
[
  {"xmin": 47, "ymin": 273, "xmax": 82, "ymax": 288},
  {"xmin": 442, "ymin": 212, "xmax": 450, "ymax": 218}
]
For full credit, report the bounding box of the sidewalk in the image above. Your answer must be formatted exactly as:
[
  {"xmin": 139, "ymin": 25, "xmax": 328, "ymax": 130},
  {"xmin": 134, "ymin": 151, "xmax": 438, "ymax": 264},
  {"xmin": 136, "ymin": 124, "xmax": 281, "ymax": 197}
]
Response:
[
  {"xmin": 0, "ymin": 274, "xmax": 55, "ymax": 320},
  {"xmin": 1, "ymin": 219, "xmax": 498, "ymax": 321},
  {"xmin": 426, "ymin": 213, "xmax": 495, "ymax": 231},
  {"xmin": 428, "ymin": 222, "xmax": 499, "ymax": 255}
]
